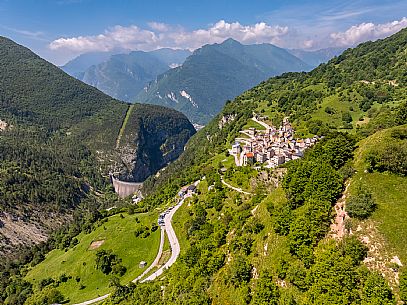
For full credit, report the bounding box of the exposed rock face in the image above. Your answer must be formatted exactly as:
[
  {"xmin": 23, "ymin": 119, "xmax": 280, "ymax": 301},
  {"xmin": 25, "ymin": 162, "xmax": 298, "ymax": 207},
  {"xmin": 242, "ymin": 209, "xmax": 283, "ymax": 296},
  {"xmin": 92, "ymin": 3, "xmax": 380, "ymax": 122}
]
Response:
[
  {"xmin": 0, "ymin": 210, "xmax": 70, "ymax": 257},
  {"xmin": 116, "ymin": 104, "xmax": 196, "ymax": 182},
  {"xmin": 0, "ymin": 119, "xmax": 7, "ymax": 131}
]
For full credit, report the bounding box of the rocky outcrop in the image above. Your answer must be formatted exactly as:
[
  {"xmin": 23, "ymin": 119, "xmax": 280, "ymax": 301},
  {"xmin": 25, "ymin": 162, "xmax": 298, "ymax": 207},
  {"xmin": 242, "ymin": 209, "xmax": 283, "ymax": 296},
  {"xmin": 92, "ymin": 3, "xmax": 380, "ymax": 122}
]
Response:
[{"xmin": 115, "ymin": 104, "xmax": 196, "ymax": 182}]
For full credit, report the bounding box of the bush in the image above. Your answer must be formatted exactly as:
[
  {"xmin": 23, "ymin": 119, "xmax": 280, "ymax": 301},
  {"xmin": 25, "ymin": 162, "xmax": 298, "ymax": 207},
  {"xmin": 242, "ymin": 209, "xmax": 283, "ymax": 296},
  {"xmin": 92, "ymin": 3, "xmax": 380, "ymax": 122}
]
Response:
[
  {"xmin": 340, "ymin": 236, "xmax": 368, "ymax": 266},
  {"xmin": 325, "ymin": 106, "xmax": 335, "ymax": 114},
  {"xmin": 134, "ymin": 225, "xmax": 150, "ymax": 238},
  {"xmin": 228, "ymin": 255, "xmax": 252, "ymax": 286},
  {"xmin": 252, "ymin": 270, "xmax": 279, "ymax": 305},
  {"xmin": 95, "ymin": 249, "xmax": 125, "ymax": 275},
  {"xmin": 400, "ymin": 269, "xmax": 407, "ymax": 303},
  {"xmin": 24, "ymin": 287, "xmax": 65, "ymax": 305},
  {"xmin": 342, "ymin": 112, "xmax": 353, "ymax": 123},
  {"xmin": 346, "ymin": 184, "xmax": 376, "ymax": 219},
  {"xmin": 366, "ymin": 142, "xmax": 407, "ymax": 176}
]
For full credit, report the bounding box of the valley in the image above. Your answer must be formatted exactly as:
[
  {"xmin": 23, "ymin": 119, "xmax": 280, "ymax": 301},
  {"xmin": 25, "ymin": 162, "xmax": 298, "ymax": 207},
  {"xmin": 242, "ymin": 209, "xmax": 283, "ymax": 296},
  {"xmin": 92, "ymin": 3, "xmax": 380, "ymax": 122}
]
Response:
[{"xmin": 0, "ymin": 6, "xmax": 406, "ymax": 305}]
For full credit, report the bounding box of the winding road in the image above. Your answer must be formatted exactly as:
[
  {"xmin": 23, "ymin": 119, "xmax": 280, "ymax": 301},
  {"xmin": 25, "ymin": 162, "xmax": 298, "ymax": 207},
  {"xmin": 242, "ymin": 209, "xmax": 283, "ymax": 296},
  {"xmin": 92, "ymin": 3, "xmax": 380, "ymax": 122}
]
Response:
[{"xmin": 140, "ymin": 197, "xmax": 185, "ymax": 282}]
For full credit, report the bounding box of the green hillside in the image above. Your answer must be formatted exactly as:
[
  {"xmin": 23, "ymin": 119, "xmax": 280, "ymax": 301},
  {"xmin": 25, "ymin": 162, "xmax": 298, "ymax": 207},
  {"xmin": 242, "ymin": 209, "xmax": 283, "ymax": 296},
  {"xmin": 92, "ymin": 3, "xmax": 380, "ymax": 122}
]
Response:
[
  {"xmin": 114, "ymin": 28, "xmax": 406, "ymax": 305},
  {"xmin": 350, "ymin": 125, "xmax": 407, "ymax": 264},
  {"xmin": 25, "ymin": 212, "xmax": 160, "ymax": 304}
]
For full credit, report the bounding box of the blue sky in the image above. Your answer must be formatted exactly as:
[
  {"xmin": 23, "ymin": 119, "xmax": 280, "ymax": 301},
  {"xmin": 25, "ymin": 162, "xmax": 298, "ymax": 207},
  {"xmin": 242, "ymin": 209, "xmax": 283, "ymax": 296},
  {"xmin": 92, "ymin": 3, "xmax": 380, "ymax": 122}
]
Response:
[{"xmin": 0, "ymin": 0, "xmax": 406, "ymax": 65}]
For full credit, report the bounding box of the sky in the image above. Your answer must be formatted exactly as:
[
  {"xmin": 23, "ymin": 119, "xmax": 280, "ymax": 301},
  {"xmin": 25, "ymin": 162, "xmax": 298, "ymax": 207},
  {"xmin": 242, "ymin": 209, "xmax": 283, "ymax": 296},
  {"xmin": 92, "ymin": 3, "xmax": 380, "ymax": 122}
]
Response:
[{"xmin": 0, "ymin": 0, "xmax": 406, "ymax": 65}]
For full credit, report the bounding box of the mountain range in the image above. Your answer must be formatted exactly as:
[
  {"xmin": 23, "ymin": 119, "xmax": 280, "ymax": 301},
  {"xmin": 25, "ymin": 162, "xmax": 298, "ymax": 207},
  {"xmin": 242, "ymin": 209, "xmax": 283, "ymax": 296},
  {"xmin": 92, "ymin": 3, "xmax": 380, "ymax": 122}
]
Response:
[
  {"xmin": 287, "ymin": 47, "xmax": 345, "ymax": 67},
  {"xmin": 136, "ymin": 39, "xmax": 312, "ymax": 124},
  {"xmin": 62, "ymin": 49, "xmax": 191, "ymax": 102},
  {"xmin": 62, "ymin": 39, "xmax": 343, "ymax": 125}
]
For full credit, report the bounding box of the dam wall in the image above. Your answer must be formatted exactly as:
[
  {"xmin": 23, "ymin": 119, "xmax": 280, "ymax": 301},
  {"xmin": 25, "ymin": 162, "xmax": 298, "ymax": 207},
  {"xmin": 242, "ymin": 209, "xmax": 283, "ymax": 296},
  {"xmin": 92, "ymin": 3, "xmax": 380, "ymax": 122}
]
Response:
[{"xmin": 111, "ymin": 176, "xmax": 143, "ymax": 198}]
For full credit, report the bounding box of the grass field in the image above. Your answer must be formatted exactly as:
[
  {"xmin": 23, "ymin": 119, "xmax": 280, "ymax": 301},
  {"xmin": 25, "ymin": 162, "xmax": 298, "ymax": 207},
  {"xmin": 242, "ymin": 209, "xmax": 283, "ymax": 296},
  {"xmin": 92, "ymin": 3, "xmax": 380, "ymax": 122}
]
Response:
[
  {"xmin": 351, "ymin": 126, "xmax": 407, "ymax": 264},
  {"xmin": 361, "ymin": 172, "xmax": 407, "ymax": 264},
  {"xmin": 25, "ymin": 212, "xmax": 160, "ymax": 304},
  {"xmin": 208, "ymin": 153, "xmax": 235, "ymax": 169}
]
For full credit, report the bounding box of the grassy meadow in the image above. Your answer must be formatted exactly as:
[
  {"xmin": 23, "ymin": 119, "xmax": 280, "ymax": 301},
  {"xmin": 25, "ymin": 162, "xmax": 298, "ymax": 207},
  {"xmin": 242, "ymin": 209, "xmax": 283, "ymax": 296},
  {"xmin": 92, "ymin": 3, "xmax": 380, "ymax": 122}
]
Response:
[{"xmin": 25, "ymin": 212, "xmax": 160, "ymax": 304}]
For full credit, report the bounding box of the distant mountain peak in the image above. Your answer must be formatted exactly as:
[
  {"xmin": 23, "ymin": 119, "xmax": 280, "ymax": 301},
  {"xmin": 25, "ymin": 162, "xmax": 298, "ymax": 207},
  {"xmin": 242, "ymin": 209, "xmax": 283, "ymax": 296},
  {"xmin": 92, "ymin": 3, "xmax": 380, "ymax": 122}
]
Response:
[{"xmin": 220, "ymin": 38, "xmax": 242, "ymax": 45}]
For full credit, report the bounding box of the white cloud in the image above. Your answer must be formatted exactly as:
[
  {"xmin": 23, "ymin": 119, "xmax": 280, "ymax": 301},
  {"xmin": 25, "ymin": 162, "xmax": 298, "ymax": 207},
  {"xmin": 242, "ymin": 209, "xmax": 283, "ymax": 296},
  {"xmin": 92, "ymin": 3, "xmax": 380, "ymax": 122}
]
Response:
[
  {"xmin": 147, "ymin": 22, "xmax": 171, "ymax": 32},
  {"xmin": 49, "ymin": 25, "xmax": 158, "ymax": 52},
  {"xmin": 48, "ymin": 17, "xmax": 407, "ymax": 62},
  {"xmin": 49, "ymin": 20, "xmax": 290, "ymax": 54},
  {"xmin": 330, "ymin": 17, "xmax": 407, "ymax": 46},
  {"xmin": 302, "ymin": 39, "xmax": 315, "ymax": 49}
]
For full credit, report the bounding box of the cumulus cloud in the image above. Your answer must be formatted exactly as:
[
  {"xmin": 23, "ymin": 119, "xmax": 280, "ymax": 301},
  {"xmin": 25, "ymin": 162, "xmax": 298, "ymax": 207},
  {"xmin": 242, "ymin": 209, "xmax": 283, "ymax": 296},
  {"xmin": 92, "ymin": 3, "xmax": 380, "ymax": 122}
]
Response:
[
  {"xmin": 330, "ymin": 17, "xmax": 407, "ymax": 46},
  {"xmin": 49, "ymin": 25, "xmax": 158, "ymax": 52},
  {"xmin": 49, "ymin": 17, "xmax": 407, "ymax": 61},
  {"xmin": 49, "ymin": 20, "xmax": 289, "ymax": 53},
  {"xmin": 147, "ymin": 22, "xmax": 171, "ymax": 32}
]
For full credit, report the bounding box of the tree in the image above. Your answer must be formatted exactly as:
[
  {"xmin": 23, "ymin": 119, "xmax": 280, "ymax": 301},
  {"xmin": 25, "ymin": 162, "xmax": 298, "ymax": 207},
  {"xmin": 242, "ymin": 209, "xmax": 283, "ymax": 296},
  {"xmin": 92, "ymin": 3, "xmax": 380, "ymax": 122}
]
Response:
[
  {"xmin": 252, "ymin": 270, "xmax": 279, "ymax": 305},
  {"xmin": 95, "ymin": 249, "xmax": 126, "ymax": 276},
  {"xmin": 288, "ymin": 200, "xmax": 331, "ymax": 265},
  {"xmin": 361, "ymin": 272, "xmax": 395, "ymax": 305},
  {"xmin": 303, "ymin": 162, "xmax": 343, "ymax": 203},
  {"xmin": 342, "ymin": 112, "xmax": 353, "ymax": 123},
  {"xmin": 271, "ymin": 203, "xmax": 293, "ymax": 236},
  {"xmin": 396, "ymin": 101, "xmax": 407, "ymax": 125},
  {"xmin": 325, "ymin": 106, "xmax": 335, "ymax": 114},
  {"xmin": 306, "ymin": 240, "xmax": 360, "ymax": 304},
  {"xmin": 228, "ymin": 255, "xmax": 252, "ymax": 286},
  {"xmin": 24, "ymin": 287, "xmax": 65, "ymax": 305},
  {"xmin": 340, "ymin": 236, "xmax": 368, "ymax": 266}
]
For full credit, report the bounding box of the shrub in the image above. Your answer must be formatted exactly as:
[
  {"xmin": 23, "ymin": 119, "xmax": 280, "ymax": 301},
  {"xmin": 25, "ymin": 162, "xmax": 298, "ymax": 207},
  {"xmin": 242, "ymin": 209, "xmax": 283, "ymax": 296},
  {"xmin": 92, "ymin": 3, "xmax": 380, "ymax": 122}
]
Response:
[
  {"xmin": 400, "ymin": 269, "xmax": 407, "ymax": 303},
  {"xmin": 252, "ymin": 270, "xmax": 279, "ymax": 305},
  {"xmin": 340, "ymin": 236, "xmax": 368, "ymax": 266},
  {"xmin": 346, "ymin": 184, "xmax": 376, "ymax": 219},
  {"xmin": 134, "ymin": 225, "xmax": 150, "ymax": 238},
  {"xmin": 342, "ymin": 112, "xmax": 353, "ymax": 123},
  {"xmin": 325, "ymin": 106, "xmax": 334, "ymax": 114},
  {"xmin": 366, "ymin": 143, "xmax": 407, "ymax": 176}
]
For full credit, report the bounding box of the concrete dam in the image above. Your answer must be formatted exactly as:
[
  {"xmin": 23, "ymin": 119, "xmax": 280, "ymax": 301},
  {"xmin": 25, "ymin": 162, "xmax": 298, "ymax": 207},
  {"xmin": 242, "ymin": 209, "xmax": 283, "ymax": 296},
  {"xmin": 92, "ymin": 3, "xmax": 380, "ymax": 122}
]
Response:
[{"xmin": 111, "ymin": 176, "xmax": 143, "ymax": 198}]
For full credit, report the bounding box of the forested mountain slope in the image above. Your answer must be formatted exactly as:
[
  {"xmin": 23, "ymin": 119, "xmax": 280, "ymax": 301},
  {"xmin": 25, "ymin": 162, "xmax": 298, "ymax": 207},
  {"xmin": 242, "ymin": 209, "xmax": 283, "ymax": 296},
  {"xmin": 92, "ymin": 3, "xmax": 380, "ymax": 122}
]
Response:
[
  {"xmin": 0, "ymin": 36, "xmax": 195, "ymax": 258},
  {"xmin": 136, "ymin": 38, "xmax": 311, "ymax": 124}
]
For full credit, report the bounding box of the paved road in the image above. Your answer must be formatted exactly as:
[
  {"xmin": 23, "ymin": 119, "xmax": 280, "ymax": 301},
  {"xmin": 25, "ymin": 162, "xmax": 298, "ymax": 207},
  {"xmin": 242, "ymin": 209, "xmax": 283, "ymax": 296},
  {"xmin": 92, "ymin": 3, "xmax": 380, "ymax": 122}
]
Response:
[
  {"xmin": 141, "ymin": 197, "xmax": 185, "ymax": 282},
  {"xmin": 71, "ymin": 196, "xmax": 186, "ymax": 305}
]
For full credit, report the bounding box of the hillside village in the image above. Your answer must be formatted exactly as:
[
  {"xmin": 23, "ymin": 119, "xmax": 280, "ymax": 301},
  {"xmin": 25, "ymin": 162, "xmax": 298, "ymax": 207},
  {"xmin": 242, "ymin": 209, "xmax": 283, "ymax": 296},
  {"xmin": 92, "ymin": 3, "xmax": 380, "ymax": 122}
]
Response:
[{"xmin": 229, "ymin": 115, "xmax": 319, "ymax": 168}]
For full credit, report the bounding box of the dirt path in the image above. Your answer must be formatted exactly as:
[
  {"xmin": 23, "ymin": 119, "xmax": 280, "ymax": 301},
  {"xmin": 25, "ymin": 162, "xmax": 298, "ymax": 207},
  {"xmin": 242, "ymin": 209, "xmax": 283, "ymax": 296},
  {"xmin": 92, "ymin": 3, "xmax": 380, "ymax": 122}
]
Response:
[
  {"xmin": 221, "ymin": 178, "xmax": 252, "ymax": 195},
  {"xmin": 330, "ymin": 181, "xmax": 350, "ymax": 239},
  {"xmin": 251, "ymin": 117, "xmax": 271, "ymax": 130}
]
